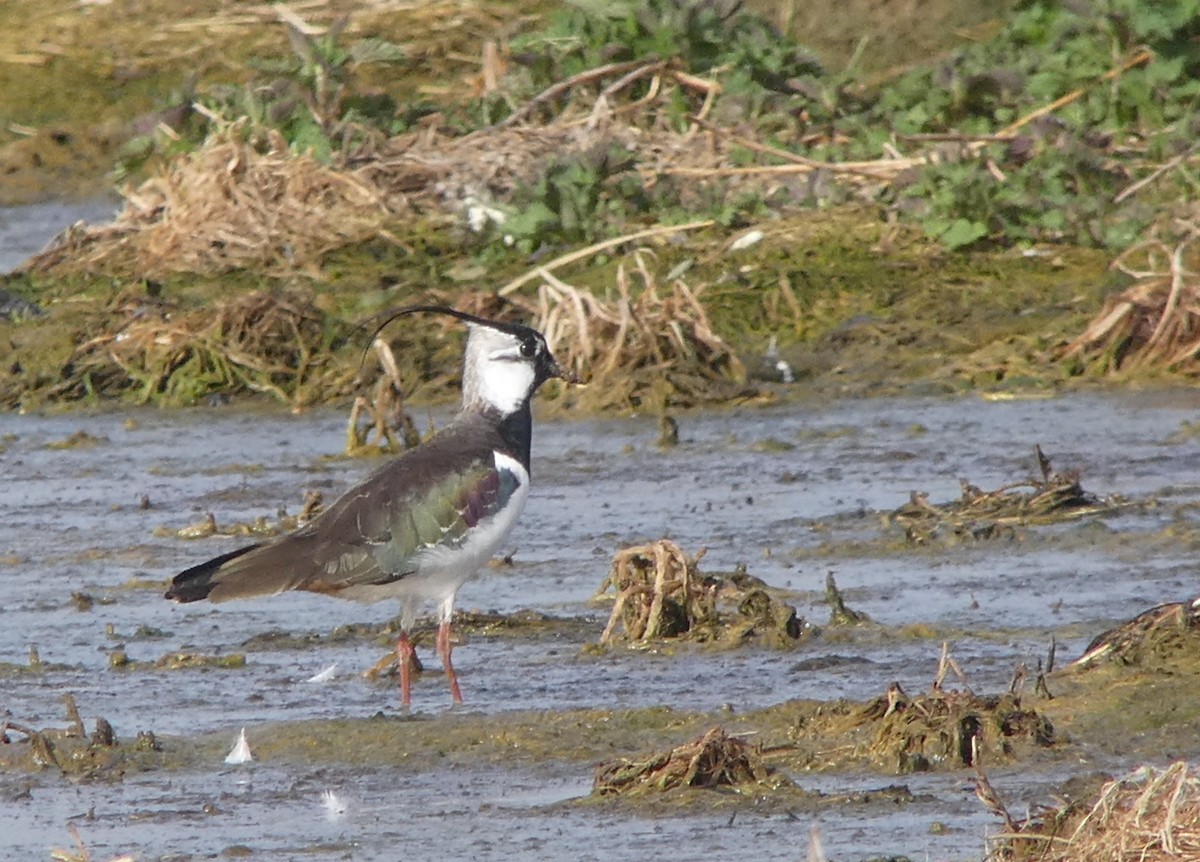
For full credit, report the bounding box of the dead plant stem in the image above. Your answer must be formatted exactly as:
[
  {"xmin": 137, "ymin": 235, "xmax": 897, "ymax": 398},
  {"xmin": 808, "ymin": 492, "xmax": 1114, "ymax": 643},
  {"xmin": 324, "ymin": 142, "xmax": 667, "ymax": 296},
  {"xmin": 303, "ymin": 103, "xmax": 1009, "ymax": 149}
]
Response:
[{"xmin": 497, "ymin": 220, "xmax": 715, "ymax": 297}]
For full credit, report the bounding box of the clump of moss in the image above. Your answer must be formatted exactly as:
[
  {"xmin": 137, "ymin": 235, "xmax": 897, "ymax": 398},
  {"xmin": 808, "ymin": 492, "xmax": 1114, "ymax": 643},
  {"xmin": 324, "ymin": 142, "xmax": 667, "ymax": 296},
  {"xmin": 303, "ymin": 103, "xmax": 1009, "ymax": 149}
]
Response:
[{"xmin": 861, "ymin": 684, "xmax": 1054, "ymax": 774}]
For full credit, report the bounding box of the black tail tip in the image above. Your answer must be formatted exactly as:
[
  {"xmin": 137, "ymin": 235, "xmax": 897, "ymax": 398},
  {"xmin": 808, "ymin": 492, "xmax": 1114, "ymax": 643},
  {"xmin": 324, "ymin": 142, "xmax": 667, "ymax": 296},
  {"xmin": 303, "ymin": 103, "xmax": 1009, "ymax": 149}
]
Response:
[{"xmin": 165, "ymin": 544, "xmax": 259, "ymax": 603}]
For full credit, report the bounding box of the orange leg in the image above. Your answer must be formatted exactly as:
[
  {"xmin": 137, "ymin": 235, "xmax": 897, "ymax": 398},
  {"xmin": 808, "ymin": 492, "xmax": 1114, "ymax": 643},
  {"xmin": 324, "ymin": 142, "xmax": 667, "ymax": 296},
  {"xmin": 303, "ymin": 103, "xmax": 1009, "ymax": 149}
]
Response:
[
  {"xmin": 436, "ymin": 621, "xmax": 464, "ymax": 704},
  {"xmin": 395, "ymin": 630, "xmax": 415, "ymax": 708}
]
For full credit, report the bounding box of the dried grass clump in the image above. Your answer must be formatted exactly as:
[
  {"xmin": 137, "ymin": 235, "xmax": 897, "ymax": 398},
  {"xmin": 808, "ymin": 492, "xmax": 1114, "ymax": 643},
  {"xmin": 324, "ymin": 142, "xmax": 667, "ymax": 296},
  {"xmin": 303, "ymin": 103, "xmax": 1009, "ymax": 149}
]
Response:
[
  {"xmin": 27, "ymin": 124, "xmax": 389, "ymax": 279},
  {"xmin": 594, "ymin": 539, "xmax": 803, "ymax": 649},
  {"xmin": 593, "ymin": 725, "xmax": 786, "ymax": 796},
  {"xmin": 987, "ymin": 762, "xmax": 1200, "ymax": 862},
  {"xmin": 513, "ymin": 254, "xmax": 754, "ymax": 410},
  {"xmin": 58, "ymin": 289, "xmax": 338, "ymax": 405},
  {"xmin": 864, "ymin": 686, "xmax": 1054, "ymax": 774},
  {"xmin": 344, "ymin": 338, "xmax": 422, "ymax": 456},
  {"xmin": 1063, "ymin": 212, "xmax": 1200, "ymax": 376},
  {"xmin": 1072, "ymin": 596, "xmax": 1200, "ymax": 669},
  {"xmin": 16, "ymin": 24, "xmax": 1163, "ymax": 290},
  {"xmin": 888, "ymin": 445, "xmax": 1122, "ymax": 544}
]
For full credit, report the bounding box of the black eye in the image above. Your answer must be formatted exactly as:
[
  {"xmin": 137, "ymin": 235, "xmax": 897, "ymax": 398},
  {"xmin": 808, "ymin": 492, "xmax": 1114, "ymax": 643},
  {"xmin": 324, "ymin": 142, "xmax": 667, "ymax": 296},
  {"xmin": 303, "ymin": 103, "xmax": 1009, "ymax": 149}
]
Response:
[{"xmin": 519, "ymin": 339, "xmax": 537, "ymax": 358}]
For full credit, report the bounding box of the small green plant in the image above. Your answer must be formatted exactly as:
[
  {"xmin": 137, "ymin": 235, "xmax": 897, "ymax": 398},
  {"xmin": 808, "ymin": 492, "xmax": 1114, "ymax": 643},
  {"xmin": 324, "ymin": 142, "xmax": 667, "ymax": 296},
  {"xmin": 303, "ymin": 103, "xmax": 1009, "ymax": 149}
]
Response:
[
  {"xmin": 506, "ymin": 0, "xmax": 823, "ymax": 123},
  {"xmin": 501, "ymin": 145, "xmax": 650, "ymax": 251},
  {"xmin": 280, "ymin": 16, "xmax": 406, "ymax": 140},
  {"xmin": 866, "ymin": 0, "xmax": 1200, "ymax": 249},
  {"xmin": 140, "ymin": 15, "xmax": 407, "ymax": 166}
]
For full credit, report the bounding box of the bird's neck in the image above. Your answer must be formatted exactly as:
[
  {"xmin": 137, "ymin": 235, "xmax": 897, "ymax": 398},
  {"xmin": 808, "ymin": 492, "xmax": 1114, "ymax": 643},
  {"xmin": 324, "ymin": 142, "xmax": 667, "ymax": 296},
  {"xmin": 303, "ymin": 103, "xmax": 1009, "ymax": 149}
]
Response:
[
  {"xmin": 495, "ymin": 400, "xmax": 533, "ymax": 471},
  {"xmin": 459, "ymin": 397, "xmax": 533, "ymax": 472}
]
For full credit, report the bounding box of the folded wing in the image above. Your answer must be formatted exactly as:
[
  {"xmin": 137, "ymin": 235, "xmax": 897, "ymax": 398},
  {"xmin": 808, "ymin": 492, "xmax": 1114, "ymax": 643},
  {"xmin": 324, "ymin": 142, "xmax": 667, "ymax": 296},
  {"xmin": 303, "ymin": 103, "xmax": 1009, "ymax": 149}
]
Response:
[{"xmin": 166, "ymin": 431, "xmax": 512, "ymax": 604}]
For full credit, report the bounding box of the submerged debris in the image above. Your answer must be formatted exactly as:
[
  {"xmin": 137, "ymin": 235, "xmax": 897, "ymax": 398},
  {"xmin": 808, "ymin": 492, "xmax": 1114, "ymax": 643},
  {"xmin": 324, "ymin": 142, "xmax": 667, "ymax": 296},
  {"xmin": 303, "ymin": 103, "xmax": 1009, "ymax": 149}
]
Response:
[
  {"xmin": 593, "ymin": 725, "xmax": 787, "ymax": 796},
  {"xmin": 107, "ymin": 651, "xmax": 248, "ymax": 671},
  {"xmin": 985, "ymin": 761, "xmax": 1200, "ymax": 862},
  {"xmin": 594, "ymin": 540, "xmax": 805, "ymax": 649},
  {"xmin": 1071, "ymin": 596, "xmax": 1200, "ymax": 669},
  {"xmin": 888, "ymin": 445, "xmax": 1121, "ymax": 543},
  {"xmin": 0, "ymin": 697, "xmax": 127, "ymax": 776},
  {"xmin": 44, "ymin": 430, "xmax": 107, "ymax": 450},
  {"xmin": 154, "ymin": 490, "xmax": 324, "ymax": 541}
]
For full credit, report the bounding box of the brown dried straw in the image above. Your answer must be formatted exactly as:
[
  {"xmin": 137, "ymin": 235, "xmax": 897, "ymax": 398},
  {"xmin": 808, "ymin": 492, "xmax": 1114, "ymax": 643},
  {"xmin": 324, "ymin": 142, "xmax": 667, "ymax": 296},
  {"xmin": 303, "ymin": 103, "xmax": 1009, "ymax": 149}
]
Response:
[
  {"xmin": 987, "ymin": 762, "xmax": 1200, "ymax": 862},
  {"xmin": 593, "ymin": 725, "xmax": 782, "ymax": 796},
  {"xmin": 596, "ymin": 539, "xmax": 710, "ymax": 646},
  {"xmin": 593, "ymin": 539, "xmax": 803, "ymax": 648},
  {"xmin": 511, "ymin": 252, "xmax": 752, "ymax": 411},
  {"xmin": 1063, "ymin": 214, "xmax": 1200, "ymax": 375},
  {"xmin": 29, "ymin": 123, "xmax": 388, "ymax": 278}
]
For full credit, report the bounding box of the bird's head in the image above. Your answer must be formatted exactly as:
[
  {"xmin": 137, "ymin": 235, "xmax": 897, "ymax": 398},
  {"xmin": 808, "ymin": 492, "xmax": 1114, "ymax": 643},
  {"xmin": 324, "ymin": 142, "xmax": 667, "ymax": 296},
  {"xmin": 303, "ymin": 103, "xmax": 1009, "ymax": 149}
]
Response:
[{"xmin": 368, "ymin": 305, "xmax": 577, "ymax": 415}]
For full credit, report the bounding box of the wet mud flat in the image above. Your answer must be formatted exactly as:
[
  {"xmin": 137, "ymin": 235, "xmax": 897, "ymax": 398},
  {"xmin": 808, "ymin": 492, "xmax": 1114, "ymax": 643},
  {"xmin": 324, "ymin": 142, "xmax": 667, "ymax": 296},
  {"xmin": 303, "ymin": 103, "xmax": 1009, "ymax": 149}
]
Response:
[{"xmin": 2, "ymin": 391, "xmax": 1200, "ymax": 860}]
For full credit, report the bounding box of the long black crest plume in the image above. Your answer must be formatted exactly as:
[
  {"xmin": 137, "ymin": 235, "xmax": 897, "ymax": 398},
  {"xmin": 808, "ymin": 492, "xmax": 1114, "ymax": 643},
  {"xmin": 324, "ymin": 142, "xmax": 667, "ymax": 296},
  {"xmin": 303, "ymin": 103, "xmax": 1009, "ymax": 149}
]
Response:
[{"xmin": 357, "ymin": 304, "xmax": 536, "ymax": 369}]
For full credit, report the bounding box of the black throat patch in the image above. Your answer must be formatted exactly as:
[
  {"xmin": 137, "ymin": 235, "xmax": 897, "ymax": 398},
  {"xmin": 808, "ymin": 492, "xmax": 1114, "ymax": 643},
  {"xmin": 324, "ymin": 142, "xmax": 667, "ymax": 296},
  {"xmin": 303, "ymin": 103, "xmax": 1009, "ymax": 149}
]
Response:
[{"xmin": 496, "ymin": 401, "xmax": 533, "ymax": 472}]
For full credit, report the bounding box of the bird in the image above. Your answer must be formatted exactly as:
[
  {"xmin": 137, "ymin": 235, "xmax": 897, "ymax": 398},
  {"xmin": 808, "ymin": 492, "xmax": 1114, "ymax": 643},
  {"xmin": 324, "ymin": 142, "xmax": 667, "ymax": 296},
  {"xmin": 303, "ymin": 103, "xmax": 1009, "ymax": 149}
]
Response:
[{"xmin": 165, "ymin": 305, "xmax": 577, "ymax": 708}]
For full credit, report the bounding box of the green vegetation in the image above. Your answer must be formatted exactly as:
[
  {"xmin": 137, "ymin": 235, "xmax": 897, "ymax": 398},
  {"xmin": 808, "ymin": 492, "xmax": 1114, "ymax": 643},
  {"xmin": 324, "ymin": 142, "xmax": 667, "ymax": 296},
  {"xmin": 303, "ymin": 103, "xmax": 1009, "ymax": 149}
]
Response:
[
  {"xmin": 506, "ymin": 0, "xmax": 823, "ymax": 107},
  {"xmin": 871, "ymin": 0, "xmax": 1200, "ymax": 249},
  {"xmin": 4, "ymin": 0, "xmax": 1199, "ymax": 408}
]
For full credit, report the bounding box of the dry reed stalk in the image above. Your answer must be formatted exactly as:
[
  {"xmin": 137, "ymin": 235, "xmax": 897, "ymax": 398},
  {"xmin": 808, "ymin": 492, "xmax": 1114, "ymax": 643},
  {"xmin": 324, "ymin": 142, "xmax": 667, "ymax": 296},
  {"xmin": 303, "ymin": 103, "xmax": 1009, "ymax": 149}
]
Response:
[
  {"xmin": 496, "ymin": 220, "xmax": 715, "ymax": 297},
  {"xmin": 509, "ymin": 254, "xmax": 749, "ymax": 410},
  {"xmin": 986, "ymin": 762, "xmax": 1200, "ymax": 862},
  {"xmin": 597, "ymin": 540, "xmax": 706, "ymax": 646},
  {"xmin": 1063, "ymin": 217, "xmax": 1200, "ymax": 374}
]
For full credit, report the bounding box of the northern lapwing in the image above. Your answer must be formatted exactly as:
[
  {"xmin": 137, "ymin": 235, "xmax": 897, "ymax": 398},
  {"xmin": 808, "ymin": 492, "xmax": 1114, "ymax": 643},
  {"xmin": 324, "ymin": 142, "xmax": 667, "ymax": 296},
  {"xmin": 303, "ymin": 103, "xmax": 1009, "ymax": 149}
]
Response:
[{"xmin": 165, "ymin": 306, "xmax": 576, "ymax": 708}]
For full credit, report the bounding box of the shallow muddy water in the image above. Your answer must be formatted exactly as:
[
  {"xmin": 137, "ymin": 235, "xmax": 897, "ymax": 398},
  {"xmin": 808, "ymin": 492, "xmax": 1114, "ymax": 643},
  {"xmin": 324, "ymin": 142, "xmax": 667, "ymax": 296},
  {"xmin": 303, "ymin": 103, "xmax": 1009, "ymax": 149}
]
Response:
[
  {"xmin": 3, "ymin": 391, "xmax": 1200, "ymax": 860},
  {"xmin": 0, "ymin": 198, "xmax": 118, "ymax": 274}
]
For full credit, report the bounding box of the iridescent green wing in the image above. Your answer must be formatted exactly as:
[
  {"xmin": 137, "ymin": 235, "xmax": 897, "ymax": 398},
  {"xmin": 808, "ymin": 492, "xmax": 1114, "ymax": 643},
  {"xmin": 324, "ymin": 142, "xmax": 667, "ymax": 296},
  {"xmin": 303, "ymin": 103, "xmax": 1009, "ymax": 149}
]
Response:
[{"xmin": 307, "ymin": 453, "xmax": 513, "ymax": 588}]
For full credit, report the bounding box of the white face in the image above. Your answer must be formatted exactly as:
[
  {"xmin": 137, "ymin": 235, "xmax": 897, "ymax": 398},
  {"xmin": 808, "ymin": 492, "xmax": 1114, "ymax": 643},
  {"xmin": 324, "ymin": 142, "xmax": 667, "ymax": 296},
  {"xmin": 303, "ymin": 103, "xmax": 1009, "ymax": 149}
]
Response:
[{"xmin": 462, "ymin": 325, "xmax": 539, "ymax": 414}]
